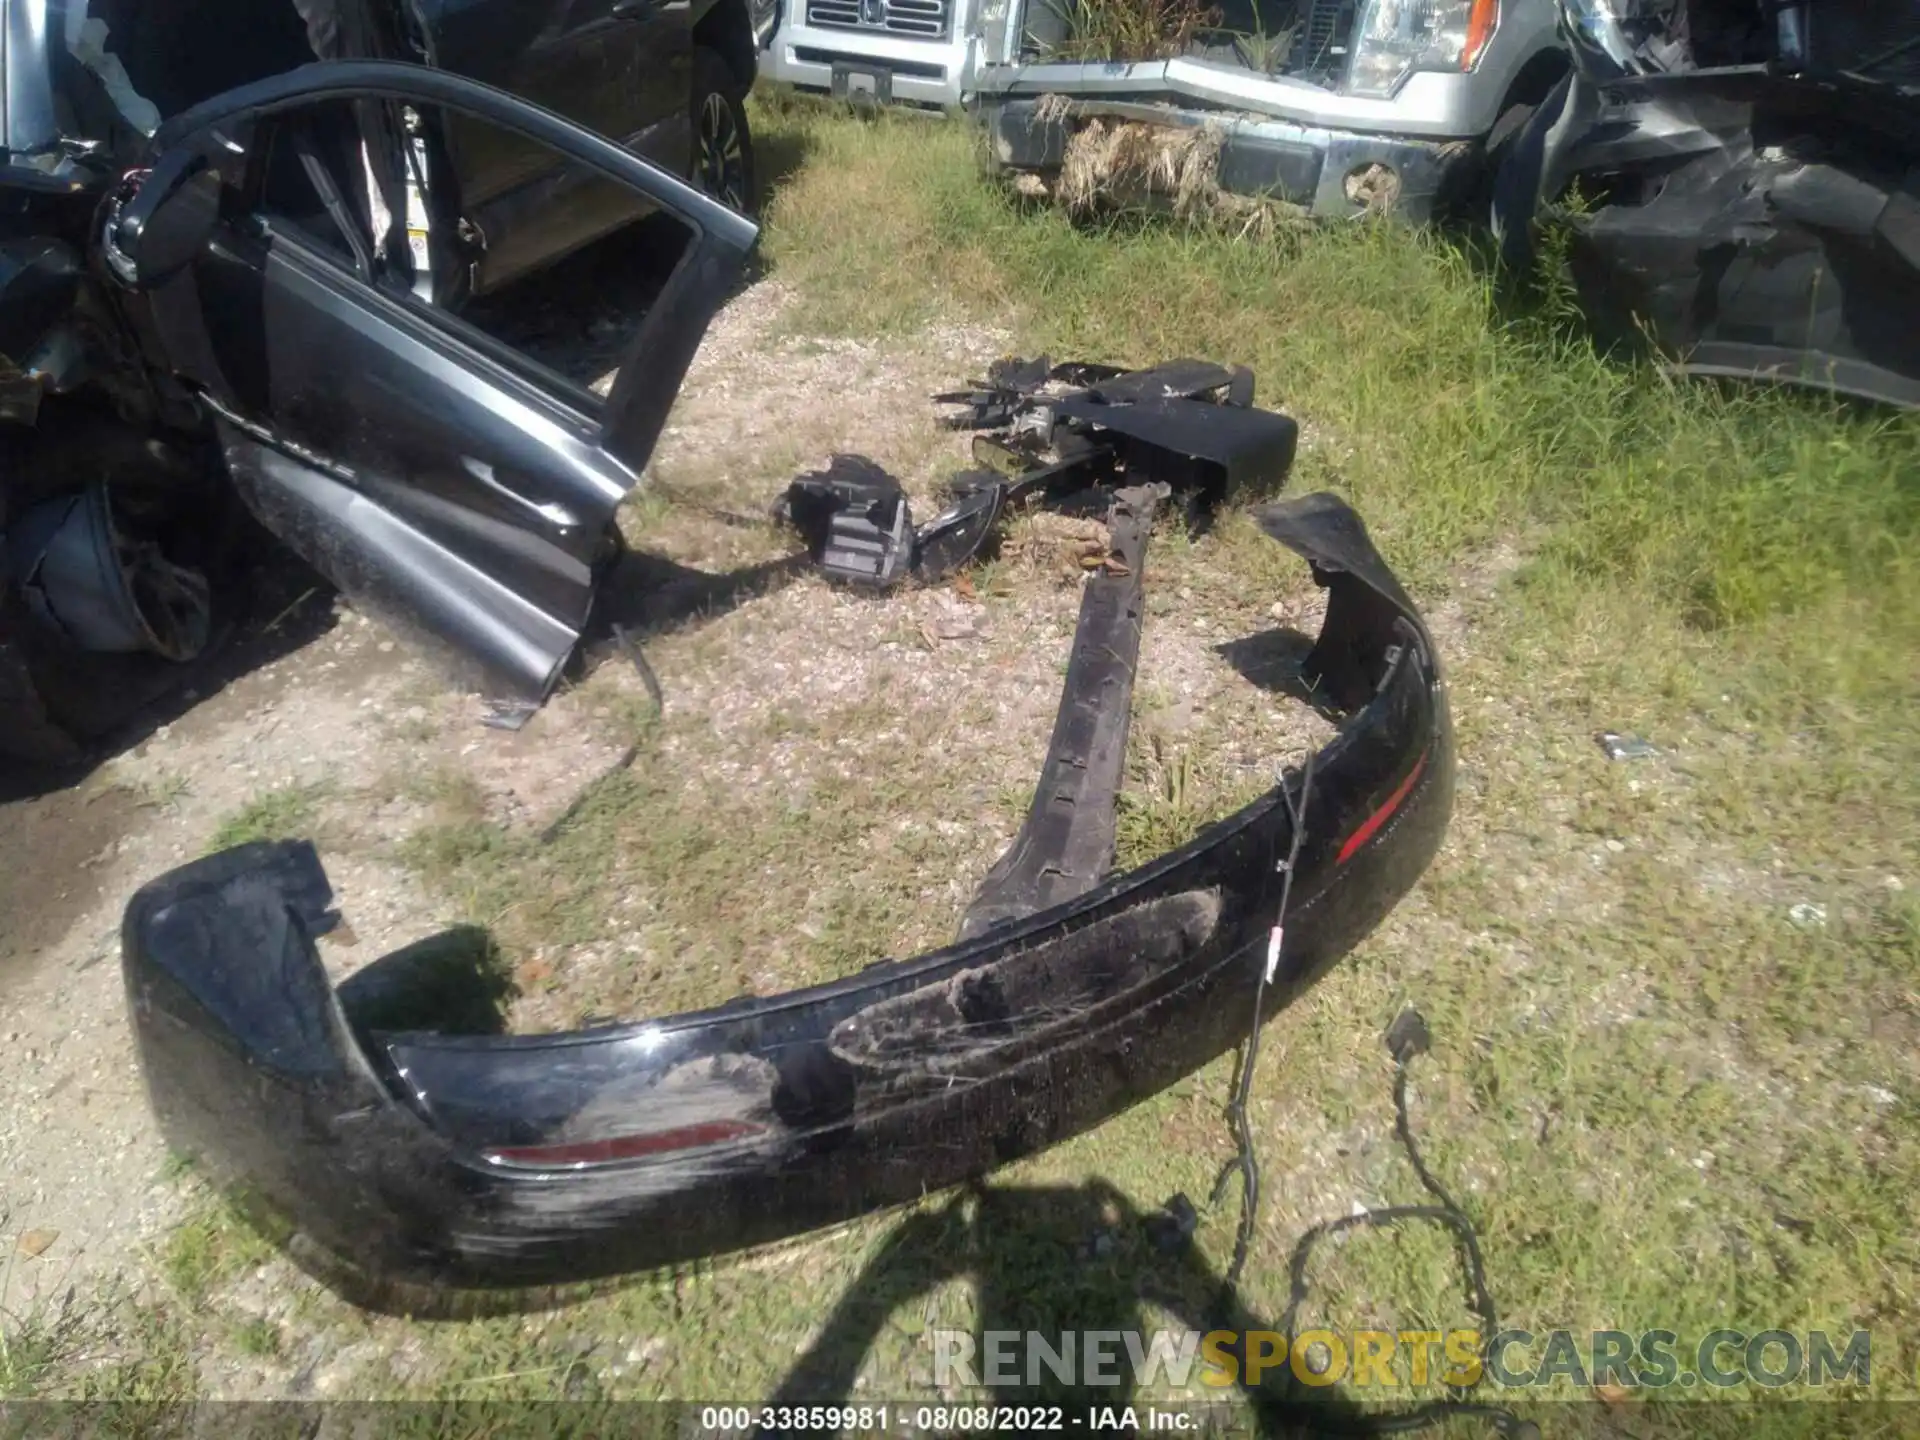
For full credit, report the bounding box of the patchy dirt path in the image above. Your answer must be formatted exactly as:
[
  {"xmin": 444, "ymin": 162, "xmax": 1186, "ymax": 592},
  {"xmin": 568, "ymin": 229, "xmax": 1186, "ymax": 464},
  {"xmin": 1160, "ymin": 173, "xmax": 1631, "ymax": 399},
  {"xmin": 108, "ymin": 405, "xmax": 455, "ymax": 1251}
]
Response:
[{"xmin": 0, "ymin": 616, "xmax": 438, "ymax": 1309}]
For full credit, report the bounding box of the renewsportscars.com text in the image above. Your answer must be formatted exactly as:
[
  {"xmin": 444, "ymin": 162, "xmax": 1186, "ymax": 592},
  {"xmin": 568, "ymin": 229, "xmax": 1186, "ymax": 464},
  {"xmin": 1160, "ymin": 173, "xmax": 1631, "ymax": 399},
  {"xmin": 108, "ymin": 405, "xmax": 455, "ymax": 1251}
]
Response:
[{"xmin": 930, "ymin": 1328, "xmax": 1872, "ymax": 1391}]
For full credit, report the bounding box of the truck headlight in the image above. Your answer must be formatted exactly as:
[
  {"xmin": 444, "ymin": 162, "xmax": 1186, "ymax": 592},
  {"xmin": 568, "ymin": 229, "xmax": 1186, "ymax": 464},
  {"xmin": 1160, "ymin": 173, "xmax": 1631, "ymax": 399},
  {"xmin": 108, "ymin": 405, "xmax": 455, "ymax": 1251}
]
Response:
[{"xmin": 1345, "ymin": 0, "xmax": 1499, "ymax": 98}]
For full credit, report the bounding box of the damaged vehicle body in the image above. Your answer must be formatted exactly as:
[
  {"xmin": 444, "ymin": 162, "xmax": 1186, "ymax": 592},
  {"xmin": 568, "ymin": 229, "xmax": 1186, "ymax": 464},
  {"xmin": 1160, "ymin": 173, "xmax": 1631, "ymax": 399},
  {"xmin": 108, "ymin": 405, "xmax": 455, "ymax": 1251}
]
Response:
[
  {"xmin": 2, "ymin": 0, "xmax": 762, "ymax": 766},
  {"xmin": 974, "ymin": 0, "xmax": 1571, "ymax": 221},
  {"xmin": 1493, "ymin": 0, "xmax": 1920, "ymax": 408},
  {"xmin": 123, "ymin": 436, "xmax": 1455, "ymax": 1287}
]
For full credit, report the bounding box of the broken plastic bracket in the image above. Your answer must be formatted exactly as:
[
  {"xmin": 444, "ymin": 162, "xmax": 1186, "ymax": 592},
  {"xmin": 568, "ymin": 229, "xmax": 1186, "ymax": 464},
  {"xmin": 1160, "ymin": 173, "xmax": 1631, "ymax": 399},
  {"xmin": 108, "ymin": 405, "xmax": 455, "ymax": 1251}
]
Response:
[
  {"xmin": 913, "ymin": 483, "xmax": 1006, "ymax": 583},
  {"xmin": 784, "ymin": 357, "xmax": 1294, "ymax": 592},
  {"xmin": 785, "ymin": 455, "xmax": 915, "ymax": 588}
]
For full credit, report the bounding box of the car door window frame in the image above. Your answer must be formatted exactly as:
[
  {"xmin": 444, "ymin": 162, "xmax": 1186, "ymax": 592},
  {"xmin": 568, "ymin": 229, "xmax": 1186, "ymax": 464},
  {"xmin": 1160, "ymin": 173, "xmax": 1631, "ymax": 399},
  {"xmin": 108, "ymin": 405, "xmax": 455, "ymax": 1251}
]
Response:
[
  {"xmin": 133, "ymin": 59, "xmax": 758, "ymax": 473},
  {"xmin": 242, "ymin": 105, "xmax": 615, "ymax": 423}
]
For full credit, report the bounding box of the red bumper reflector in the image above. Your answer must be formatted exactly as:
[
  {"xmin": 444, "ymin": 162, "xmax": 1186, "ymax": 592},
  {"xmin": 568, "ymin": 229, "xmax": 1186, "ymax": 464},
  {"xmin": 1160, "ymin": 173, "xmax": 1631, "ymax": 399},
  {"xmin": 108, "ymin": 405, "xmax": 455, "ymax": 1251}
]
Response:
[
  {"xmin": 1336, "ymin": 748, "xmax": 1429, "ymax": 865},
  {"xmin": 484, "ymin": 1118, "xmax": 764, "ymax": 1168}
]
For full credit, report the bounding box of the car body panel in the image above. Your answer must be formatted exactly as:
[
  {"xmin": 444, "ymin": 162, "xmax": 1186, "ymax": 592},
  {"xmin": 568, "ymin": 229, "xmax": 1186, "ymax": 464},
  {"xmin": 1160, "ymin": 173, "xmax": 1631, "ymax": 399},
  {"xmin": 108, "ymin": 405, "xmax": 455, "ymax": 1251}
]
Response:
[
  {"xmin": 403, "ymin": 0, "xmax": 698, "ymax": 290},
  {"xmin": 121, "ymin": 60, "xmax": 757, "ymax": 703},
  {"xmin": 1491, "ymin": 1, "xmax": 1920, "ymax": 409},
  {"xmin": 978, "ymin": 25, "xmax": 1562, "ymax": 140},
  {"xmin": 123, "ymin": 490, "xmax": 1455, "ymax": 1291},
  {"xmin": 405, "ymin": 0, "xmax": 687, "ymax": 157}
]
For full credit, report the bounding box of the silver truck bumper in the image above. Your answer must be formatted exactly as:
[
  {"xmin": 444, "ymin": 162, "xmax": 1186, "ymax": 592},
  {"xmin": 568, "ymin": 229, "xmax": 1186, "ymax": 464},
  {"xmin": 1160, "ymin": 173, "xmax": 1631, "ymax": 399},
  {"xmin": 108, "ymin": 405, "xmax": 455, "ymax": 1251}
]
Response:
[{"xmin": 762, "ymin": 22, "xmax": 974, "ymax": 109}]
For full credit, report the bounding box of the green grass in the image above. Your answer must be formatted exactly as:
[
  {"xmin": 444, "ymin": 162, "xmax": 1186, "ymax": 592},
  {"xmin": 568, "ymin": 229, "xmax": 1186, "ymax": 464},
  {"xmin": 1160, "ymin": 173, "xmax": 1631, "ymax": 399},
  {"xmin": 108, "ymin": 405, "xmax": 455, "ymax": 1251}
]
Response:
[
  {"xmin": 159, "ymin": 1197, "xmax": 277, "ymax": 1306},
  {"xmin": 71, "ymin": 1303, "xmax": 198, "ymax": 1410},
  {"xmin": 1115, "ymin": 730, "xmax": 1266, "ymax": 868},
  {"xmin": 71, "ymin": 95, "xmax": 1919, "ymax": 1419},
  {"xmin": 230, "ymin": 1317, "xmax": 280, "ymax": 1359},
  {"xmin": 0, "ymin": 1281, "xmax": 198, "ymax": 1410},
  {"xmin": 1038, "ymin": 0, "xmax": 1224, "ymax": 62},
  {"xmin": 395, "ymin": 701, "xmax": 998, "ymax": 1019},
  {"xmin": 0, "ymin": 1307, "xmax": 69, "ymax": 1399},
  {"xmin": 205, "ymin": 783, "xmax": 331, "ymax": 852}
]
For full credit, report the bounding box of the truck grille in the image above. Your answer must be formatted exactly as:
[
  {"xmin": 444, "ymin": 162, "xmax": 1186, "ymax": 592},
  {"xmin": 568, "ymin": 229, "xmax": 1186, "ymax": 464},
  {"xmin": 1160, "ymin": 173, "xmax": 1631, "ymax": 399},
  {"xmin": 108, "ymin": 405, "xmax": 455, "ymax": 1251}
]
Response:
[
  {"xmin": 806, "ymin": 0, "xmax": 950, "ymax": 40},
  {"xmin": 1296, "ymin": 0, "xmax": 1356, "ymax": 70}
]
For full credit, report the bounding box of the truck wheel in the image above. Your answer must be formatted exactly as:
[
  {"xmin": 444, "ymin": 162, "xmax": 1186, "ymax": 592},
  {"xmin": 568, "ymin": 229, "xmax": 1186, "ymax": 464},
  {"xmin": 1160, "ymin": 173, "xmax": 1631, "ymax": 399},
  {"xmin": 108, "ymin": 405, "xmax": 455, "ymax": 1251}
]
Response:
[
  {"xmin": 0, "ymin": 625, "xmax": 82, "ymax": 769},
  {"xmin": 691, "ymin": 47, "xmax": 757, "ymax": 218}
]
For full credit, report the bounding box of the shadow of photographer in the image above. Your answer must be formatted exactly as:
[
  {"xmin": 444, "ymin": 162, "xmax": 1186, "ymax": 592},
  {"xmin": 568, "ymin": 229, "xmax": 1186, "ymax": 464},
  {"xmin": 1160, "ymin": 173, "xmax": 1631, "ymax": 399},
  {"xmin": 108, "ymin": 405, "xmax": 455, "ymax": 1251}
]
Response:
[{"xmin": 759, "ymin": 1178, "xmax": 1378, "ymax": 1439}]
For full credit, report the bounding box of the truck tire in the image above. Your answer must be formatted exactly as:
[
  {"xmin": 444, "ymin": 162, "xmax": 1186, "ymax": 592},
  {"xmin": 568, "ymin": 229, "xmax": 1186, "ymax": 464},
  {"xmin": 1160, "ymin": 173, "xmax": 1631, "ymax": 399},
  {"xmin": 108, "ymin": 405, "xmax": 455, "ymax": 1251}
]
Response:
[
  {"xmin": 0, "ymin": 625, "xmax": 81, "ymax": 769},
  {"xmin": 691, "ymin": 46, "xmax": 757, "ymax": 218}
]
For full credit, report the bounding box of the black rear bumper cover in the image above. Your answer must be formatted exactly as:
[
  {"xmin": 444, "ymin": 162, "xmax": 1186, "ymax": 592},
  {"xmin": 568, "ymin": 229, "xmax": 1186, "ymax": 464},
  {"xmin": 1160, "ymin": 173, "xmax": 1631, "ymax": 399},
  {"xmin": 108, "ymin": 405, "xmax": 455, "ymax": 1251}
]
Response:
[{"xmin": 123, "ymin": 492, "xmax": 1453, "ymax": 1291}]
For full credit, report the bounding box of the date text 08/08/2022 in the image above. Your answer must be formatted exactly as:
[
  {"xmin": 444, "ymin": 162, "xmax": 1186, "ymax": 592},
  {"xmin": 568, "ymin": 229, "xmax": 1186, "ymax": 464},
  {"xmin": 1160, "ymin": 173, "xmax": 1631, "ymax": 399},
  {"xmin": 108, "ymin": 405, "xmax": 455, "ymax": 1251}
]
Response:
[{"xmin": 696, "ymin": 1405, "xmax": 1200, "ymax": 1432}]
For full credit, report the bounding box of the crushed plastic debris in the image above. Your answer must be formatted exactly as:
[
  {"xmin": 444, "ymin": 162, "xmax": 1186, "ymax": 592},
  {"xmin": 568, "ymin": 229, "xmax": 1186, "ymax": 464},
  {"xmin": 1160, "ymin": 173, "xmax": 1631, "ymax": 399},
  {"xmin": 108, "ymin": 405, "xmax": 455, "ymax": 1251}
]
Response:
[{"xmin": 1596, "ymin": 731, "xmax": 1659, "ymax": 762}]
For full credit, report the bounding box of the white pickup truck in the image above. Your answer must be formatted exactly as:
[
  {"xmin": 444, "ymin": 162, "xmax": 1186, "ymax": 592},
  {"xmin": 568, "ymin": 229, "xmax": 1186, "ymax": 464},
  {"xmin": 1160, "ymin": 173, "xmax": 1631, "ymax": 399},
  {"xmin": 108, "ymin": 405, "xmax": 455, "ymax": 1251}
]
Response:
[{"xmin": 764, "ymin": 0, "xmax": 1570, "ymax": 222}]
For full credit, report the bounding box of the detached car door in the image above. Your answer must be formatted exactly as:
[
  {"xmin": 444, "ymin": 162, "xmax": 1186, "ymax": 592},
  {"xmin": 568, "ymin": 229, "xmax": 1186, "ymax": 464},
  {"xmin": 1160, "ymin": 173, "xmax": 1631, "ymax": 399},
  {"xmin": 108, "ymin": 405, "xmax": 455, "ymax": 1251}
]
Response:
[{"xmin": 108, "ymin": 61, "xmax": 755, "ymax": 710}]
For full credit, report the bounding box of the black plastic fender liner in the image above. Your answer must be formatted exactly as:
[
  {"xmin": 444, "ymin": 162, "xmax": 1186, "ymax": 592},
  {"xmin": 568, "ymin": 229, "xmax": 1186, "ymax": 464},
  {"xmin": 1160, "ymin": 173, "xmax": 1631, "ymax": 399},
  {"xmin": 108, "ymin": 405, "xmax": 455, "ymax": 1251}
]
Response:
[
  {"xmin": 1563, "ymin": 71, "xmax": 1920, "ymax": 409},
  {"xmin": 122, "ymin": 493, "xmax": 1453, "ymax": 1292}
]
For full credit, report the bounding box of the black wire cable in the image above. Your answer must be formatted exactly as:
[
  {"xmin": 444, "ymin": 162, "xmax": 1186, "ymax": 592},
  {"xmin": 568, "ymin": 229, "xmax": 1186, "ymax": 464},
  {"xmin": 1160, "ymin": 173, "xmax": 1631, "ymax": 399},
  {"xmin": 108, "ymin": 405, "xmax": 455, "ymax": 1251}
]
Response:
[
  {"xmin": 1852, "ymin": 28, "xmax": 1920, "ymax": 76},
  {"xmin": 1279, "ymin": 1027, "xmax": 1496, "ymax": 1340},
  {"xmin": 611, "ymin": 621, "xmax": 666, "ymax": 715},
  {"xmin": 1196, "ymin": 755, "xmax": 1535, "ymax": 1437},
  {"xmin": 649, "ymin": 479, "xmax": 787, "ymax": 533},
  {"xmin": 536, "ymin": 623, "xmax": 661, "ymax": 845},
  {"xmin": 1271, "ymin": 1038, "xmax": 1532, "ymax": 1438},
  {"xmin": 1208, "ymin": 752, "xmax": 1316, "ymax": 1314}
]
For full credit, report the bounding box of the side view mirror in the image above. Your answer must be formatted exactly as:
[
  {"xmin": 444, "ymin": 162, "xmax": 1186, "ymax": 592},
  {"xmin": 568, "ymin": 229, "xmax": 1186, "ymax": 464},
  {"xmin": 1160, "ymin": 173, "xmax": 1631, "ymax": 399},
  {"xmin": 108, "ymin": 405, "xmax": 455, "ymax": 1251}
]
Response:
[{"xmin": 103, "ymin": 141, "xmax": 232, "ymax": 287}]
